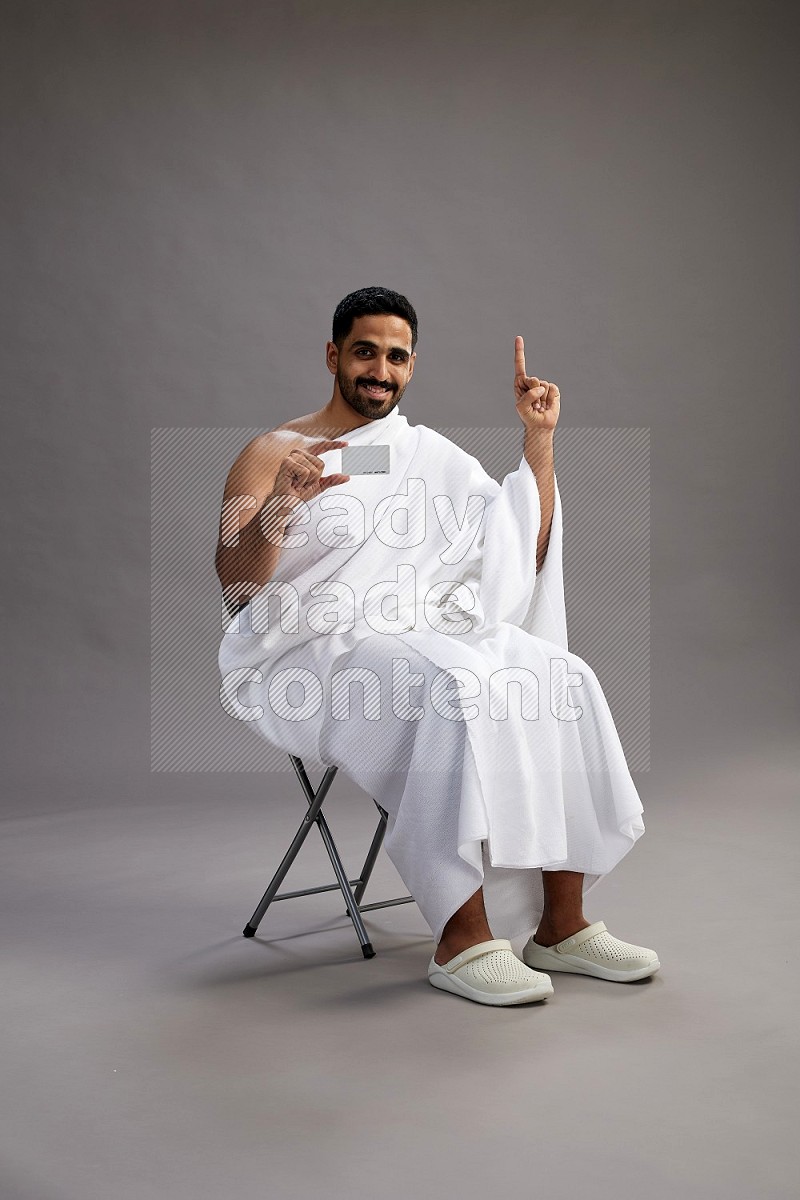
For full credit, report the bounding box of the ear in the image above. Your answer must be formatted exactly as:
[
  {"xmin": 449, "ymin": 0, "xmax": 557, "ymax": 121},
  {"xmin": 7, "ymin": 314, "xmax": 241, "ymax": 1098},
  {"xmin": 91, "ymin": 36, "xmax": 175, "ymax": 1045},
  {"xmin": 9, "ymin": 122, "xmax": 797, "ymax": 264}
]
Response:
[
  {"xmin": 325, "ymin": 340, "xmax": 338, "ymax": 374},
  {"xmin": 407, "ymin": 351, "xmax": 416, "ymax": 379}
]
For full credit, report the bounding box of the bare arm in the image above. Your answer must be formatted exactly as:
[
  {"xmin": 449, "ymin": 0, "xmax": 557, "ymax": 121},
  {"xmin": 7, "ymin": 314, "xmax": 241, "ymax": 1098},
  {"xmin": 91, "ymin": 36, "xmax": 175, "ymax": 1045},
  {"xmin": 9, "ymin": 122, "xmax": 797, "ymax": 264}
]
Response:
[
  {"xmin": 214, "ymin": 433, "xmax": 350, "ymax": 617},
  {"xmin": 523, "ymin": 428, "xmax": 555, "ymax": 574},
  {"xmin": 513, "ymin": 335, "xmax": 560, "ymax": 575}
]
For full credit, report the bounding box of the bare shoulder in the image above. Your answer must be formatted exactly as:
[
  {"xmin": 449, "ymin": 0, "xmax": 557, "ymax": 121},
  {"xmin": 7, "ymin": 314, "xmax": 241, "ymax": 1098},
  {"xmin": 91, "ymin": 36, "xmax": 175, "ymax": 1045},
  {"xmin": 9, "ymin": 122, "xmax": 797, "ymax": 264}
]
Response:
[
  {"xmin": 215, "ymin": 418, "xmax": 345, "ymax": 567},
  {"xmin": 219, "ymin": 422, "xmax": 330, "ymax": 510},
  {"xmin": 274, "ymin": 410, "xmax": 343, "ymax": 439},
  {"xmin": 219, "ymin": 429, "xmax": 294, "ymax": 508},
  {"xmin": 231, "ymin": 413, "xmax": 332, "ymax": 460},
  {"xmin": 235, "ymin": 426, "xmax": 306, "ymax": 461}
]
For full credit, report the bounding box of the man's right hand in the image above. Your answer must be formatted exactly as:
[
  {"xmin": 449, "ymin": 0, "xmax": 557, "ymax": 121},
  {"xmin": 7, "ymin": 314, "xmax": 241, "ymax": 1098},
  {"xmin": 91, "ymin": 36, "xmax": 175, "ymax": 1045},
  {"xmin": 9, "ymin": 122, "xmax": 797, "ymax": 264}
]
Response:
[
  {"xmin": 216, "ymin": 434, "xmax": 351, "ymax": 615},
  {"xmin": 270, "ymin": 439, "xmax": 351, "ymax": 505}
]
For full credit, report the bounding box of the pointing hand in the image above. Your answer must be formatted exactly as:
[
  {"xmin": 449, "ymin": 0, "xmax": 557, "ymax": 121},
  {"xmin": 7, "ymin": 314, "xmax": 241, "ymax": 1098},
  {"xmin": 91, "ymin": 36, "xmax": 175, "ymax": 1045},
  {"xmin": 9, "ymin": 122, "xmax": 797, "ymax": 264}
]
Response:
[{"xmin": 513, "ymin": 336, "xmax": 560, "ymax": 433}]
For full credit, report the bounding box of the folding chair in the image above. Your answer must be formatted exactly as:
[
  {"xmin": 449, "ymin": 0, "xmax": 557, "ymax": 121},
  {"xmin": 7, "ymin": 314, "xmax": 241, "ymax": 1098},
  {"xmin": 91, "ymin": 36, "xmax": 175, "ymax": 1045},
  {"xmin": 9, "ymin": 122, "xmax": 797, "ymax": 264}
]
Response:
[{"xmin": 242, "ymin": 753, "xmax": 414, "ymax": 958}]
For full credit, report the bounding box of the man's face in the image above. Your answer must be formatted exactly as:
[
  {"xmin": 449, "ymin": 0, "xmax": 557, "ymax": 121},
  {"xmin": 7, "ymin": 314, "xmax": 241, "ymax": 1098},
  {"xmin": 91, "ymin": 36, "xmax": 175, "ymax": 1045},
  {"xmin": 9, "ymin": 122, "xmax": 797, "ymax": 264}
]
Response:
[{"xmin": 328, "ymin": 314, "xmax": 416, "ymax": 420}]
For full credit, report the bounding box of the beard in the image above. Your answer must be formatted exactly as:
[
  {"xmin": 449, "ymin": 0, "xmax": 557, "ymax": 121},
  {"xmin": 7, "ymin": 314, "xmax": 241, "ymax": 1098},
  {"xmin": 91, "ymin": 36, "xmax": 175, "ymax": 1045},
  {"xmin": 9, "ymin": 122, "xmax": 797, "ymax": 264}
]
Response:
[{"xmin": 337, "ymin": 370, "xmax": 405, "ymax": 420}]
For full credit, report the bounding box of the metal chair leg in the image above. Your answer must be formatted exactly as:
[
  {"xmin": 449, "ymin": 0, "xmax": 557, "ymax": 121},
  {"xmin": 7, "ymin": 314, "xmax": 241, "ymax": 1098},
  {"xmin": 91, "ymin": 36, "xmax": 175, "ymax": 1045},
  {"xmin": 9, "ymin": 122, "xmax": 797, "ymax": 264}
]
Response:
[
  {"xmin": 242, "ymin": 762, "xmax": 338, "ymax": 938},
  {"xmin": 353, "ymin": 801, "xmax": 389, "ymax": 905},
  {"xmin": 242, "ymin": 757, "xmax": 412, "ymax": 959},
  {"xmin": 312, "ymin": 805, "xmax": 375, "ymax": 958},
  {"xmin": 286, "ymin": 759, "xmax": 375, "ymax": 954}
]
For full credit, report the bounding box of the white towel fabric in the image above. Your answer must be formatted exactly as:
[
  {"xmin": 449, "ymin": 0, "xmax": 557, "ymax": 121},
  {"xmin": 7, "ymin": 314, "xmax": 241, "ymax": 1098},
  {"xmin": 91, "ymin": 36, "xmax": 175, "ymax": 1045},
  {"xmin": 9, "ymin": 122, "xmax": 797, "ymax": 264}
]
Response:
[{"xmin": 218, "ymin": 405, "xmax": 645, "ymax": 943}]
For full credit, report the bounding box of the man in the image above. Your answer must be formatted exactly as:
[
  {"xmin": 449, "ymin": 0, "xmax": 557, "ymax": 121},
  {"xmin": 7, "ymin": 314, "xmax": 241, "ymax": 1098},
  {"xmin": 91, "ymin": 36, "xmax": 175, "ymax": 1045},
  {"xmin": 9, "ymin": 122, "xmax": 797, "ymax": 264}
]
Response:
[{"xmin": 216, "ymin": 286, "xmax": 659, "ymax": 1006}]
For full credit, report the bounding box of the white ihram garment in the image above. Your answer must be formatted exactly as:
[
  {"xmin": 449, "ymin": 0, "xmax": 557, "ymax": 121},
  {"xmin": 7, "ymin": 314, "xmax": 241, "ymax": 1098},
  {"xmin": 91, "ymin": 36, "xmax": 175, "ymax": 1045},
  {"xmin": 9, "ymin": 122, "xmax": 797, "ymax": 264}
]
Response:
[{"xmin": 218, "ymin": 405, "xmax": 646, "ymax": 944}]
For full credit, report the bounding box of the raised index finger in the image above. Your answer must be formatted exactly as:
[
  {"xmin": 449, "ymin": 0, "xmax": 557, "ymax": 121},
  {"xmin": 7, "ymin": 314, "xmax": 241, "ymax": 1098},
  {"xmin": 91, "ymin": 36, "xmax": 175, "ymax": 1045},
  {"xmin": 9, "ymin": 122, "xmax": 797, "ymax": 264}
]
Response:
[
  {"xmin": 309, "ymin": 439, "xmax": 349, "ymax": 454},
  {"xmin": 514, "ymin": 335, "xmax": 526, "ymax": 378}
]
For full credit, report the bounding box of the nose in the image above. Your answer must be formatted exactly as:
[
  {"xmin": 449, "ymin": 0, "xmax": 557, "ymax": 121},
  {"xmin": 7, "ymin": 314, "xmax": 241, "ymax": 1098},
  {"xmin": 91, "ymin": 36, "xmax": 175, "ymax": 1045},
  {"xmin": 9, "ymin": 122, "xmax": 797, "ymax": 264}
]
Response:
[{"xmin": 370, "ymin": 354, "xmax": 395, "ymax": 383}]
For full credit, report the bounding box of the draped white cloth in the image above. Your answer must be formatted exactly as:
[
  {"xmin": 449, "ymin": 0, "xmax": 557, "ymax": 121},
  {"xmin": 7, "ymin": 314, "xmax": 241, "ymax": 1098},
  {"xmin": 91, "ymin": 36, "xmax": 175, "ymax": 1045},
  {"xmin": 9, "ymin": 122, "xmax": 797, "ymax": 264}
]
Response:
[{"xmin": 218, "ymin": 405, "xmax": 645, "ymax": 943}]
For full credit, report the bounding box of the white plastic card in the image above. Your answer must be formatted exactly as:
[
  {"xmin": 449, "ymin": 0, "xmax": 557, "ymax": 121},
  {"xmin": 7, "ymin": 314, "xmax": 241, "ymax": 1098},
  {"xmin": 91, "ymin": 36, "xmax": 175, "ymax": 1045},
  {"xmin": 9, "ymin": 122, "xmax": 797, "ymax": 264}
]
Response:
[{"xmin": 340, "ymin": 444, "xmax": 391, "ymax": 475}]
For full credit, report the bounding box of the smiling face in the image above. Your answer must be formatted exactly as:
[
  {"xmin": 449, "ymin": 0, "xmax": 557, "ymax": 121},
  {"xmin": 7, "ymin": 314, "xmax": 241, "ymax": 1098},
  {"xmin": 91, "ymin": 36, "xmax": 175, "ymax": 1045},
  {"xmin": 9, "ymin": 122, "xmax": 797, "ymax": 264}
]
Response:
[{"xmin": 327, "ymin": 313, "xmax": 416, "ymax": 421}]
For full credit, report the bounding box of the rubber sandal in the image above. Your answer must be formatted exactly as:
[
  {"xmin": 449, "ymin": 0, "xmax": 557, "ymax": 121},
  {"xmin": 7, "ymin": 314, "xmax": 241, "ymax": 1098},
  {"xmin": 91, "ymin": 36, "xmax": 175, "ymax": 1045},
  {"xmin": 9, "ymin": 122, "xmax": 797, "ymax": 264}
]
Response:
[
  {"xmin": 428, "ymin": 939, "xmax": 554, "ymax": 1006},
  {"xmin": 521, "ymin": 920, "xmax": 660, "ymax": 982}
]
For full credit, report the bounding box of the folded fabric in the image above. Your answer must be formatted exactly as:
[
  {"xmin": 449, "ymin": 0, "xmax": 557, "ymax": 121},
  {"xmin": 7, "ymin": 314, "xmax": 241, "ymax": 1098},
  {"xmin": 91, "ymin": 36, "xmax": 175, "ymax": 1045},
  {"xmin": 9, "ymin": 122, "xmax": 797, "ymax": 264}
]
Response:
[{"xmin": 218, "ymin": 406, "xmax": 645, "ymax": 944}]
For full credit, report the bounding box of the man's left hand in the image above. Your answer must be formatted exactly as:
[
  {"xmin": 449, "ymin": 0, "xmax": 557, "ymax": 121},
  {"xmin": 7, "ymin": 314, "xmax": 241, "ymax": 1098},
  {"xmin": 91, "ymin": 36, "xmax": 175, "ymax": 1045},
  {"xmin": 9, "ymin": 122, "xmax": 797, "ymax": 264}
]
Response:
[{"xmin": 514, "ymin": 335, "xmax": 560, "ymax": 433}]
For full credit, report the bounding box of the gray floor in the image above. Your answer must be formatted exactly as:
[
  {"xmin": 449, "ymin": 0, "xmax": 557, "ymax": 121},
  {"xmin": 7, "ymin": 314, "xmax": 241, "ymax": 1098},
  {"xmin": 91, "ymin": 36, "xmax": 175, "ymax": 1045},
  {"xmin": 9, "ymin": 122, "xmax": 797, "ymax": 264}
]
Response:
[{"xmin": 2, "ymin": 744, "xmax": 798, "ymax": 1200}]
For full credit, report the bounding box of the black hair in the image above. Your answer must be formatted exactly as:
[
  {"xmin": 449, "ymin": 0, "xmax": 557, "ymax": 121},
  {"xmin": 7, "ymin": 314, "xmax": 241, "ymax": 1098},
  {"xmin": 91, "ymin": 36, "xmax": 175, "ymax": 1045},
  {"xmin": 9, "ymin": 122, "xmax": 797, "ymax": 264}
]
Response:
[{"xmin": 332, "ymin": 286, "xmax": 418, "ymax": 353}]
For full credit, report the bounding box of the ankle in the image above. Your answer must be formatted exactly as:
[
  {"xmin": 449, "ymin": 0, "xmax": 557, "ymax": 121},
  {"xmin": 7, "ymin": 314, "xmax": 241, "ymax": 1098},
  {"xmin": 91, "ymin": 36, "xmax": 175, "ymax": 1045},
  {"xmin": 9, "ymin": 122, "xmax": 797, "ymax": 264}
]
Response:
[
  {"xmin": 435, "ymin": 927, "xmax": 494, "ymax": 964},
  {"xmin": 534, "ymin": 916, "xmax": 590, "ymax": 946}
]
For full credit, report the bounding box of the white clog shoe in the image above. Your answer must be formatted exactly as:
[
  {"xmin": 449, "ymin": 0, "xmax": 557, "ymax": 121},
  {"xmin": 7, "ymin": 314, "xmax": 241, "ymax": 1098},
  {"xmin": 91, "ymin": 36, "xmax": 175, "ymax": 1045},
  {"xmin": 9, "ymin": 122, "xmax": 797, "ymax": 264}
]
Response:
[
  {"xmin": 428, "ymin": 938, "xmax": 554, "ymax": 1006},
  {"xmin": 522, "ymin": 920, "xmax": 660, "ymax": 982}
]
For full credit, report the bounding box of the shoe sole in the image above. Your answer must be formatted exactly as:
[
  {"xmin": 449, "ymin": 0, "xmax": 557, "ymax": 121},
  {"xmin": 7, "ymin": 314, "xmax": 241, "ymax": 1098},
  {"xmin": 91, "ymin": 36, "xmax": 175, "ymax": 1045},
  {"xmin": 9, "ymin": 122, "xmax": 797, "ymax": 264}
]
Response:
[
  {"xmin": 428, "ymin": 969, "xmax": 554, "ymax": 1006},
  {"xmin": 523, "ymin": 947, "xmax": 660, "ymax": 982}
]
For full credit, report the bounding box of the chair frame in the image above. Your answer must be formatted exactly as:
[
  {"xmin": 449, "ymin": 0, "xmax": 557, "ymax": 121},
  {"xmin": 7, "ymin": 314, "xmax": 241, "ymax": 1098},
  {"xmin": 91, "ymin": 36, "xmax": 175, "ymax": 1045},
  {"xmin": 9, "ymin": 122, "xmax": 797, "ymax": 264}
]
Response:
[{"xmin": 242, "ymin": 754, "xmax": 414, "ymax": 958}]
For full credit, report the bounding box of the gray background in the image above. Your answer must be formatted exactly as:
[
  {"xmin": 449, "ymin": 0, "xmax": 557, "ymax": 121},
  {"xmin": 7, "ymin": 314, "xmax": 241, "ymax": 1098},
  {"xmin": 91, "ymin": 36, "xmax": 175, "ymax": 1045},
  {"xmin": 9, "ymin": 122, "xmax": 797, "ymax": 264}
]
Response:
[{"xmin": 2, "ymin": 3, "xmax": 798, "ymax": 1199}]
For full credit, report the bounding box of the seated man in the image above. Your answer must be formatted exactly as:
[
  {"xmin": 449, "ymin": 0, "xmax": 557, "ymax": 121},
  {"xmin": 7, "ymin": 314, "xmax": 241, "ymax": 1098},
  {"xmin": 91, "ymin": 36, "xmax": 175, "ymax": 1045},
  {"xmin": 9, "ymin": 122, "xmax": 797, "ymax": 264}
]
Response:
[{"xmin": 216, "ymin": 285, "xmax": 659, "ymax": 1007}]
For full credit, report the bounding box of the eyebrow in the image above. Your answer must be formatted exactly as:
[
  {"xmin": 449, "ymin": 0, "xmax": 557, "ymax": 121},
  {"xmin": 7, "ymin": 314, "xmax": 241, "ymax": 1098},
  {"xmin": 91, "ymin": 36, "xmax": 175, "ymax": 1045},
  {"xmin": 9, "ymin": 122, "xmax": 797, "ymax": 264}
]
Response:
[{"xmin": 350, "ymin": 339, "xmax": 411, "ymax": 359}]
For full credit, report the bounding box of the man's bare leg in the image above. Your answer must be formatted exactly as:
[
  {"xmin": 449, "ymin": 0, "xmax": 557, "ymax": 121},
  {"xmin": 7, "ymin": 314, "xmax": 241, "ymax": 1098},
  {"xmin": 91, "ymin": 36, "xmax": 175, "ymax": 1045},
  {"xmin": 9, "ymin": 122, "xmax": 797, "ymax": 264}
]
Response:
[
  {"xmin": 532, "ymin": 869, "xmax": 592, "ymax": 946},
  {"xmin": 433, "ymin": 887, "xmax": 493, "ymax": 965},
  {"xmin": 433, "ymin": 870, "xmax": 592, "ymax": 964}
]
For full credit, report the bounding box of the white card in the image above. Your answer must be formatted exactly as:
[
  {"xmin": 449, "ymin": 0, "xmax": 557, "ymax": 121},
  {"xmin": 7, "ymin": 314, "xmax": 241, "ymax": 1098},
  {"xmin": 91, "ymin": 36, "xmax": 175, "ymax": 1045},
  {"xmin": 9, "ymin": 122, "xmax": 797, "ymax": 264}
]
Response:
[{"xmin": 341, "ymin": 445, "xmax": 391, "ymax": 475}]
